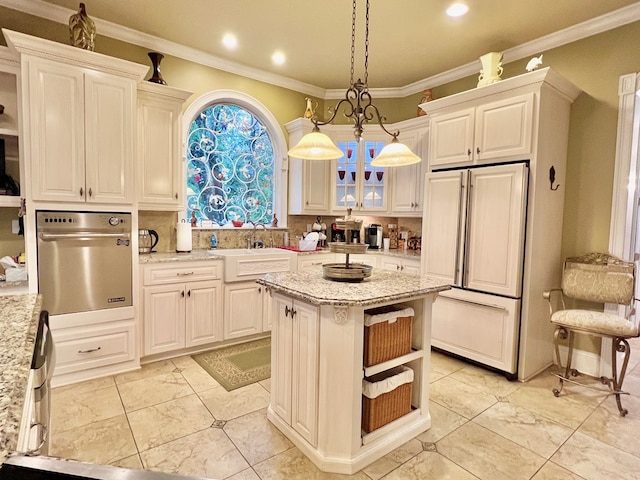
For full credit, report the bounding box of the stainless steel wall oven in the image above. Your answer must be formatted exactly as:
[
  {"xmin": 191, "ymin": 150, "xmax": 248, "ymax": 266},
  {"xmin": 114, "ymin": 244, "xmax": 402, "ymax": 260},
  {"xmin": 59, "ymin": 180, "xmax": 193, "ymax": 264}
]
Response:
[{"xmin": 36, "ymin": 211, "xmax": 132, "ymax": 315}]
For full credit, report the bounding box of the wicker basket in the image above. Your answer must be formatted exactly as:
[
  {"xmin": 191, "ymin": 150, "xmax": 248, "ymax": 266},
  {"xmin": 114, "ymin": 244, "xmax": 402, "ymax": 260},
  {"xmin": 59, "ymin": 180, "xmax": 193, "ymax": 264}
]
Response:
[
  {"xmin": 362, "ymin": 366, "xmax": 413, "ymax": 433},
  {"xmin": 363, "ymin": 307, "xmax": 414, "ymax": 367}
]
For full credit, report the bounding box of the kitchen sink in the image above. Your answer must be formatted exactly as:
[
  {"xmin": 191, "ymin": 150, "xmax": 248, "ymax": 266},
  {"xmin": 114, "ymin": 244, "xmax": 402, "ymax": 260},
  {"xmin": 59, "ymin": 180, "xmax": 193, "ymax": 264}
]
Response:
[{"xmin": 209, "ymin": 248, "xmax": 297, "ymax": 282}]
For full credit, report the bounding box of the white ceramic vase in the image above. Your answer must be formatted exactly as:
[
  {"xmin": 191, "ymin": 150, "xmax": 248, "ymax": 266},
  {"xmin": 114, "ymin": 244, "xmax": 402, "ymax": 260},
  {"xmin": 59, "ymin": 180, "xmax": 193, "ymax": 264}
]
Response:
[{"xmin": 477, "ymin": 52, "xmax": 503, "ymax": 87}]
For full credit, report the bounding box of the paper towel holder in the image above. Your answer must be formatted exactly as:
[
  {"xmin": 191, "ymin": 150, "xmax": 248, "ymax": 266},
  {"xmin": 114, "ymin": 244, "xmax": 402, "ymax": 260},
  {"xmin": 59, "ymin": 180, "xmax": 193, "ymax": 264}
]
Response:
[{"xmin": 176, "ymin": 219, "xmax": 192, "ymax": 253}]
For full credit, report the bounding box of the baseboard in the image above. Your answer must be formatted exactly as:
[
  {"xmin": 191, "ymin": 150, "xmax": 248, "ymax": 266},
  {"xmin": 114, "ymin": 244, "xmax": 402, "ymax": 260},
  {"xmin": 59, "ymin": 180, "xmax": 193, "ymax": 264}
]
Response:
[{"xmin": 554, "ymin": 345, "xmax": 601, "ymax": 377}]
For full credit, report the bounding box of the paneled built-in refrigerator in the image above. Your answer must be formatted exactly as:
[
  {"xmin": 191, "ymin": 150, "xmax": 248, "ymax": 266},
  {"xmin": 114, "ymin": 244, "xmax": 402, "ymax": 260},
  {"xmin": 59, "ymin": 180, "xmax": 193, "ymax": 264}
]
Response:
[{"xmin": 421, "ymin": 162, "xmax": 528, "ymax": 378}]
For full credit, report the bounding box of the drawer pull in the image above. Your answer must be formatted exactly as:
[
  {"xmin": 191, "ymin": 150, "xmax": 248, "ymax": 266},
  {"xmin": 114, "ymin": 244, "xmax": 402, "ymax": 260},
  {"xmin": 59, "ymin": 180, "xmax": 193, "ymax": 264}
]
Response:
[
  {"xmin": 177, "ymin": 272, "xmax": 195, "ymax": 276},
  {"xmin": 78, "ymin": 346, "xmax": 102, "ymax": 354}
]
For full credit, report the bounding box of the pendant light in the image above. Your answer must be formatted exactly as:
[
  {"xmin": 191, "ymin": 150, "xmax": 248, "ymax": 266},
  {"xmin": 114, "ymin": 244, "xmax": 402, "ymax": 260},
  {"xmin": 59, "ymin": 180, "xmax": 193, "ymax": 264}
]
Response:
[{"xmin": 287, "ymin": 0, "xmax": 421, "ymax": 167}]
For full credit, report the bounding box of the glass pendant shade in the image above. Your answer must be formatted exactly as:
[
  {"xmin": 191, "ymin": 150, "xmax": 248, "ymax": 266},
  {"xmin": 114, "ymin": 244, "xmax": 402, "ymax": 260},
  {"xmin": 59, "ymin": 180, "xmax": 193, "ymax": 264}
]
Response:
[
  {"xmin": 371, "ymin": 139, "xmax": 422, "ymax": 167},
  {"xmin": 288, "ymin": 131, "xmax": 343, "ymax": 160}
]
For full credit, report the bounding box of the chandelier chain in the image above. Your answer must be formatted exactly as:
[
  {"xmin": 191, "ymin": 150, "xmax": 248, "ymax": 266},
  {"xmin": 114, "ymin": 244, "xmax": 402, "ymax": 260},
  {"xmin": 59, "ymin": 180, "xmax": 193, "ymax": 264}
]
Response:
[
  {"xmin": 350, "ymin": 0, "xmax": 356, "ymax": 86},
  {"xmin": 364, "ymin": 0, "xmax": 369, "ymax": 86}
]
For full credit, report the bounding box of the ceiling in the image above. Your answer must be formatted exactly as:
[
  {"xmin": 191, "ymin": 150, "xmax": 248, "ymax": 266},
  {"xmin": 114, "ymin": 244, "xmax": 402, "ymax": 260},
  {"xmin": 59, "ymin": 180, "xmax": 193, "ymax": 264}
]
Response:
[{"xmin": 14, "ymin": 0, "xmax": 640, "ymax": 92}]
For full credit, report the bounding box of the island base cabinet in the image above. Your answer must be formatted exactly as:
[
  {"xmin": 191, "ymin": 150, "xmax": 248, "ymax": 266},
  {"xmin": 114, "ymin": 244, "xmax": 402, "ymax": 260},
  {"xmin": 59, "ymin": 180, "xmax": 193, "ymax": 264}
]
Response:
[
  {"xmin": 224, "ymin": 282, "xmax": 266, "ymax": 339},
  {"xmin": 267, "ymin": 291, "xmax": 438, "ymax": 474},
  {"xmin": 270, "ymin": 293, "xmax": 319, "ymax": 447}
]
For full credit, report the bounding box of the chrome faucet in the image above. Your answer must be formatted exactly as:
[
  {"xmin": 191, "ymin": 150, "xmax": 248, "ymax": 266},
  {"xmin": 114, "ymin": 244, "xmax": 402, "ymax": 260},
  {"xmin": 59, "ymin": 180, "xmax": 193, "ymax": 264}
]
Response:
[{"xmin": 248, "ymin": 222, "xmax": 267, "ymax": 248}]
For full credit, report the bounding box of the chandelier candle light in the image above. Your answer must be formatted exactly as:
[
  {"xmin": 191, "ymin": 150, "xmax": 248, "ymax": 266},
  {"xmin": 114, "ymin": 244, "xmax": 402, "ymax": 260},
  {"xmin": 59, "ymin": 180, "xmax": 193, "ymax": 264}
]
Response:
[{"xmin": 288, "ymin": 0, "xmax": 421, "ymax": 167}]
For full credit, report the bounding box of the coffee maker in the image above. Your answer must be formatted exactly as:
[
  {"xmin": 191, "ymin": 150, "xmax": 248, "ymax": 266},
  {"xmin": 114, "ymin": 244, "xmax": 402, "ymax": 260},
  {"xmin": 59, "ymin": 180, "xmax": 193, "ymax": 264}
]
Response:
[
  {"xmin": 331, "ymin": 222, "xmax": 360, "ymax": 243},
  {"xmin": 365, "ymin": 224, "xmax": 383, "ymax": 249}
]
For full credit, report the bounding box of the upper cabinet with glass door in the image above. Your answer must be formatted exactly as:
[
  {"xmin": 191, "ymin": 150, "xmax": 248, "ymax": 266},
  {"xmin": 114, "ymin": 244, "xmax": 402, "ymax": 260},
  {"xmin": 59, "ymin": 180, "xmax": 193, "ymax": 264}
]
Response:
[
  {"xmin": 0, "ymin": 49, "xmax": 21, "ymax": 207},
  {"xmin": 332, "ymin": 130, "xmax": 389, "ymax": 213}
]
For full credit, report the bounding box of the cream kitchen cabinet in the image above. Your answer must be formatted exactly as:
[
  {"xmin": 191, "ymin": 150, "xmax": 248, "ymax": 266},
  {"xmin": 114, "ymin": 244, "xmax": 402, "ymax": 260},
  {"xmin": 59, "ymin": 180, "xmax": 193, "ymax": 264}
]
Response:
[
  {"xmin": 388, "ymin": 118, "xmax": 428, "ymax": 216},
  {"xmin": 137, "ymin": 82, "xmax": 192, "ymax": 210},
  {"xmin": 286, "ymin": 118, "xmax": 332, "ymax": 214},
  {"xmin": 5, "ymin": 30, "xmax": 147, "ymax": 204},
  {"xmin": 141, "ymin": 261, "xmax": 223, "ymax": 356},
  {"xmin": 428, "ymin": 93, "xmax": 534, "ymax": 168},
  {"xmin": 297, "ymin": 252, "xmax": 336, "ymax": 271},
  {"xmin": 223, "ymin": 281, "xmax": 269, "ymax": 339},
  {"xmin": 270, "ymin": 292, "xmax": 319, "ymax": 447},
  {"xmin": 332, "ymin": 128, "xmax": 389, "ymax": 212},
  {"xmin": 380, "ymin": 255, "xmax": 421, "ymax": 275}
]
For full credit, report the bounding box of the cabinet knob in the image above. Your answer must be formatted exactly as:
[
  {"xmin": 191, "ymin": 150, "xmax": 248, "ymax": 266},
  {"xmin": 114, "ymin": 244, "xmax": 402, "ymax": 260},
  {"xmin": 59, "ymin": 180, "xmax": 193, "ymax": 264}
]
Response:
[
  {"xmin": 396, "ymin": 265, "xmax": 401, "ymax": 271},
  {"xmin": 467, "ymin": 149, "xmax": 471, "ymax": 156},
  {"xmin": 285, "ymin": 305, "xmax": 290, "ymax": 317},
  {"xmin": 175, "ymin": 193, "xmax": 178, "ymax": 200},
  {"xmin": 181, "ymin": 290, "xmax": 185, "ymax": 297},
  {"xmin": 187, "ymin": 290, "xmax": 191, "ymax": 297},
  {"xmin": 79, "ymin": 187, "xmax": 84, "ymax": 197},
  {"xmin": 476, "ymin": 147, "xmax": 480, "ymax": 155},
  {"xmin": 88, "ymin": 187, "xmax": 93, "ymax": 197},
  {"xmin": 292, "ymin": 309, "xmax": 297, "ymax": 317},
  {"xmin": 258, "ymin": 287, "xmax": 262, "ymax": 293}
]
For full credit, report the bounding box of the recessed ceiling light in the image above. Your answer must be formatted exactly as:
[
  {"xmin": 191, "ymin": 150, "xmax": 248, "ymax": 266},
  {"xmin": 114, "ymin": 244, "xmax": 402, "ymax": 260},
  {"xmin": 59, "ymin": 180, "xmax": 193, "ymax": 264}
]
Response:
[
  {"xmin": 222, "ymin": 33, "xmax": 238, "ymax": 50},
  {"xmin": 446, "ymin": 3, "xmax": 469, "ymax": 17},
  {"xmin": 272, "ymin": 51, "xmax": 286, "ymax": 66}
]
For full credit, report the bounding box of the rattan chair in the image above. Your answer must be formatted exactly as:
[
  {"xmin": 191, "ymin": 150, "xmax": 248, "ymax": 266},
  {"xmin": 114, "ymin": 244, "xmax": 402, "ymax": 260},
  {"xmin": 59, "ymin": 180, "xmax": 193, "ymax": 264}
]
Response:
[{"xmin": 543, "ymin": 252, "xmax": 637, "ymax": 416}]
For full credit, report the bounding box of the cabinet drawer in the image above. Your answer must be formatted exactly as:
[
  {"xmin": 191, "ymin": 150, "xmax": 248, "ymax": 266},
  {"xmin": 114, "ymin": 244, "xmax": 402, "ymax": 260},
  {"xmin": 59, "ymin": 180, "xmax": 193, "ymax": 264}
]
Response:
[
  {"xmin": 53, "ymin": 321, "xmax": 135, "ymax": 376},
  {"xmin": 143, "ymin": 261, "xmax": 221, "ymax": 285}
]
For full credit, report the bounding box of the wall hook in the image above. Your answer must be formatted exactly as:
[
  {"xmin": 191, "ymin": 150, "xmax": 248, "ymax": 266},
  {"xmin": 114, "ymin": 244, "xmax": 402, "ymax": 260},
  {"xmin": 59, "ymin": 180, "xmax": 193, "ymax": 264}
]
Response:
[{"xmin": 549, "ymin": 166, "xmax": 560, "ymax": 191}]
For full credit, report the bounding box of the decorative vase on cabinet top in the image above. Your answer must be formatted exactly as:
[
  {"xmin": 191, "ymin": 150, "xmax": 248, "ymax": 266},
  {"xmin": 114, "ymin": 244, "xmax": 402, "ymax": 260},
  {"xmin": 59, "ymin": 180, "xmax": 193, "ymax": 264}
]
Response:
[
  {"xmin": 147, "ymin": 52, "xmax": 168, "ymax": 85},
  {"xmin": 68, "ymin": 3, "xmax": 96, "ymax": 51},
  {"xmin": 477, "ymin": 52, "xmax": 503, "ymax": 87}
]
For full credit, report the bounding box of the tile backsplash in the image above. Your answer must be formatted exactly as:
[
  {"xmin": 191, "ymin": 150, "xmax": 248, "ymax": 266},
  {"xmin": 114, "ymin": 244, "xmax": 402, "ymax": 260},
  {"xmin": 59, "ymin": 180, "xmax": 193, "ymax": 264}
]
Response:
[{"xmin": 138, "ymin": 211, "xmax": 421, "ymax": 252}]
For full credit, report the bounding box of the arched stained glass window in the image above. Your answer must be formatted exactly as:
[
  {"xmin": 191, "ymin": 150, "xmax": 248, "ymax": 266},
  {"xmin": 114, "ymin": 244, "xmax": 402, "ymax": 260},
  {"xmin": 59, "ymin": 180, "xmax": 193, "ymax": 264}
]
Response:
[{"xmin": 186, "ymin": 103, "xmax": 275, "ymax": 226}]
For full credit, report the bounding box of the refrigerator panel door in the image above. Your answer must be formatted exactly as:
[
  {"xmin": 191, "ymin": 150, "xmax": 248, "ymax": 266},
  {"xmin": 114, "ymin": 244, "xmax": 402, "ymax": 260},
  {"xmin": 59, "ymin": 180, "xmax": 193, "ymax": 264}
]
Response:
[
  {"xmin": 421, "ymin": 170, "xmax": 466, "ymax": 285},
  {"xmin": 431, "ymin": 289, "xmax": 521, "ymax": 374},
  {"xmin": 464, "ymin": 163, "xmax": 528, "ymax": 297}
]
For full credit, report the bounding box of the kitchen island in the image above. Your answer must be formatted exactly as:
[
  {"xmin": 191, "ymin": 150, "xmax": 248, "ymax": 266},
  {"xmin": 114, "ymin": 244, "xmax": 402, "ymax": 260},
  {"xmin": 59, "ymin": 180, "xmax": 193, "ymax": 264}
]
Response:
[{"xmin": 257, "ymin": 269, "xmax": 449, "ymax": 474}]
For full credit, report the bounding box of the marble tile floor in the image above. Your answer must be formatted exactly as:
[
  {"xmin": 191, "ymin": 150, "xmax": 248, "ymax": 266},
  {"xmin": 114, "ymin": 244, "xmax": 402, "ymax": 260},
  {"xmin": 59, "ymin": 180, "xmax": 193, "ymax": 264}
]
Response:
[{"xmin": 50, "ymin": 339, "xmax": 640, "ymax": 480}]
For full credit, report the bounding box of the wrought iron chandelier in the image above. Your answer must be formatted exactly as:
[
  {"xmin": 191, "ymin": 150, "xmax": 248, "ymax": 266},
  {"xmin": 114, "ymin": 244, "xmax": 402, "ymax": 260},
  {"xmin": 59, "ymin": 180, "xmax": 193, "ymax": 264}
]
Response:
[{"xmin": 288, "ymin": 0, "xmax": 421, "ymax": 167}]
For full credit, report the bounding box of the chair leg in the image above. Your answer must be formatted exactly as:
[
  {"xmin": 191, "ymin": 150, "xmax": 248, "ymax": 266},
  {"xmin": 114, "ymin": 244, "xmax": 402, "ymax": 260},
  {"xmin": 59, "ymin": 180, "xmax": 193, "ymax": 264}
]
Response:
[
  {"xmin": 553, "ymin": 327, "xmax": 575, "ymax": 397},
  {"xmin": 610, "ymin": 337, "xmax": 631, "ymax": 417}
]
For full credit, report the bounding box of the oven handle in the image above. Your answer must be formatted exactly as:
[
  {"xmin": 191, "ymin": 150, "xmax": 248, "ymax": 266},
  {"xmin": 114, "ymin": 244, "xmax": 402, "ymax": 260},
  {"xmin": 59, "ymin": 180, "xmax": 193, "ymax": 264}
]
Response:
[{"xmin": 39, "ymin": 232, "xmax": 131, "ymax": 241}]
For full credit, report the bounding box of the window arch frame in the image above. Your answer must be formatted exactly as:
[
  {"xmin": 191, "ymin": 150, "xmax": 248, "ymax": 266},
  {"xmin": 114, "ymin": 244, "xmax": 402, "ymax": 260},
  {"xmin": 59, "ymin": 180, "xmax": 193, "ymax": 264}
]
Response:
[{"xmin": 182, "ymin": 90, "xmax": 288, "ymax": 227}]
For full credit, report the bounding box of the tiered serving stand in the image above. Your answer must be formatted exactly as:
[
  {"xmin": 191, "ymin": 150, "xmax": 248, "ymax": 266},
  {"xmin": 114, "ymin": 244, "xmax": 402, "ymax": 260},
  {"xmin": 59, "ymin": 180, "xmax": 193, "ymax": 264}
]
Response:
[{"xmin": 322, "ymin": 210, "xmax": 372, "ymax": 282}]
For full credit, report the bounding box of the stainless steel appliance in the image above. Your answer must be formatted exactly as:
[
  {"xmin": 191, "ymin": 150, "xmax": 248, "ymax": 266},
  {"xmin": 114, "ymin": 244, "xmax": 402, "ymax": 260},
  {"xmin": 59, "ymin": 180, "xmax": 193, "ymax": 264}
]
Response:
[
  {"xmin": 36, "ymin": 211, "xmax": 132, "ymax": 315},
  {"xmin": 365, "ymin": 224, "xmax": 383, "ymax": 249},
  {"xmin": 19, "ymin": 310, "xmax": 55, "ymax": 456},
  {"xmin": 139, "ymin": 228, "xmax": 159, "ymax": 254}
]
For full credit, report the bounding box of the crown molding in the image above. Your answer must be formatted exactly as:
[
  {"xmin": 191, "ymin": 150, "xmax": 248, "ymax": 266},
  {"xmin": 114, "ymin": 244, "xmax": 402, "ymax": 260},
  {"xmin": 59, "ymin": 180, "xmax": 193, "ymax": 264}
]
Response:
[{"xmin": 3, "ymin": 0, "xmax": 640, "ymax": 99}]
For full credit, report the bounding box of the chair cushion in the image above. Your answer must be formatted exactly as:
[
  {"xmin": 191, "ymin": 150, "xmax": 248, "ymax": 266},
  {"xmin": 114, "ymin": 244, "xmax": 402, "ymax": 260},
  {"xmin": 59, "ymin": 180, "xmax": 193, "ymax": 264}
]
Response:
[{"xmin": 551, "ymin": 309, "xmax": 638, "ymax": 337}]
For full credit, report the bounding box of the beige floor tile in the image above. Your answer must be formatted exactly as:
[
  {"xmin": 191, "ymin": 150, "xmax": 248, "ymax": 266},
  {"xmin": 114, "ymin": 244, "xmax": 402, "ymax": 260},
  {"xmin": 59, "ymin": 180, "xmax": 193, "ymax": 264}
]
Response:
[
  {"xmin": 473, "ymin": 401, "xmax": 573, "ymax": 458},
  {"xmin": 507, "ymin": 372, "xmax": 601, "ymax": 429},
  {"xmin": 551, "ymin": 431, "xmax": 640, "ymax": 480},
  {"xmin": 51, "ymin": 384, "xmax": 124, "ymax": 434},
  {"xmin": 171, "ymin": 355, "xmax": 201, "ymax": 370},
  {"xmin": 114, "ymin": 359, "xmax": 176, "ymax": 385},
  {"xmin": 53, "ymin": 375, "xmax": 115, "ymax": 395},
  {"xmin": 450, "ymin": 364, "xmax": 521, "ymax": 398},
  {"xmin": 379, "ymin": 451, "xmax": 479, "ymax": 479},
  {"xmin": 180, "ymin": 365, "xmax": 223, "ymax": 392},
  {"xmin": 110, "ymin": 454, "xmax": 143, "ymax": 470},
  {"xmin": 430, "ymin": 376, "xmax": 497, "ymax": 419},
  {"xmin": 259, "ymin": 377, "xmax": 271, "ymax": 392},
  {"xmin": 416, "ymin": 402, "xmax": 467, "ymax": 444},
  {"xmin": 228, "ymin": 468, "xmax": 261, "ymax": 480},
  {"xmin": 431, "ymin": 351, "xmax": 468, "ymax": 375},
  {"xmin": 253, "ymin": 447, "xmax": 370, "ymax": 479},
  {"xmin": 361, "ymin": 439, "xmax": 422, "ymax": 480},
  {"xmin": 223, "ymin": 408, "xmax": 293, "ymax": 465},
  {"xmin": 578, "ymin": 399, "xmax": 640, "ymax": 458},
  {"xmin": 117, "ymin": 371, "xmax": 195, "ymax": 412},
  {"xmin": 198, "ymin": 382, "xmax": 270, "ymax": 421},
  {"xmin": 50, "ymin": 414, "xmax": 137, "ymax": 465},
  {"xmin": 437, "ymin": 422, "xmax": 545, "ymax": 480},
  {"xmin": 140, "ymin": 427, "xmax": 249, "ymax": 479},
  {"xmin": 430, "ymin": 369, "xmax": 447, "ymax": 383},
  {"xmin": 127, "ymin": 394, "xmax": 214, "ymax": 451},
  {"xmin": 531, "ymin": 461, "xmax": 586, "ymax": 480}
]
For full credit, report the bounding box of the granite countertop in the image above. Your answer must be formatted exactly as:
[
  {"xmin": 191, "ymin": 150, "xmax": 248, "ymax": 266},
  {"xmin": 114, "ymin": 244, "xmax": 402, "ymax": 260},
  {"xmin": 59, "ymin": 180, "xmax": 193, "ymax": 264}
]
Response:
[
  {"xmin": 0, "ymin": 294, "xmax": 42, "ymax": 464},
  {"xmin": 138, "ymin": 250, "xmax": 224, "ymax": 264},
  {"xmin": 257, "ymin": 269, "xmax": 449, "ymax": 307},
  {"xmin": 139, "ymin": 248, "xmax": 421, "ymax": 263}
]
